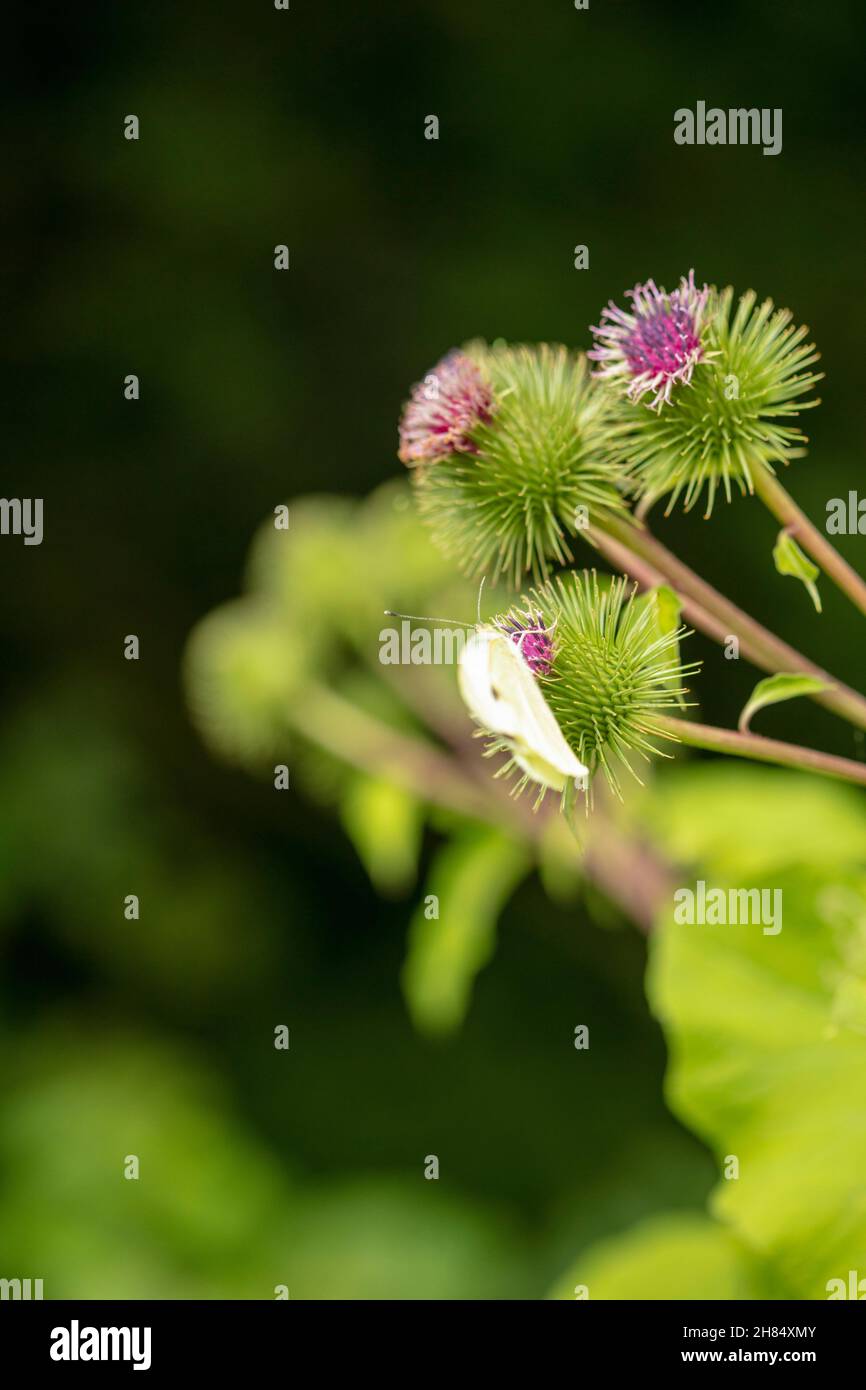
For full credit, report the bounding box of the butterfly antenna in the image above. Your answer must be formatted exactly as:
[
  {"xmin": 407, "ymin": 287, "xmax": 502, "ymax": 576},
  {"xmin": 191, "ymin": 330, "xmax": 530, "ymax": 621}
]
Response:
[{"xmin": 383, "ymin": 609, "xmax": 474, "ymax": 628}]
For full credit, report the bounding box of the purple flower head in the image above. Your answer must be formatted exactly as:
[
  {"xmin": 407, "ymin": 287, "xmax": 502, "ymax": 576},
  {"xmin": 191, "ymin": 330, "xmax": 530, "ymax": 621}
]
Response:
[
  {"xmin": 398, "ymin": 351, "xmax": 495, "ymax": 465},
  {"xmin": 589, "ymin": 270, "xmax": 710, "ymax": 411},
  {"xmin": 498, "ymin": 609, "xmax": 555, "ymax": 677}
]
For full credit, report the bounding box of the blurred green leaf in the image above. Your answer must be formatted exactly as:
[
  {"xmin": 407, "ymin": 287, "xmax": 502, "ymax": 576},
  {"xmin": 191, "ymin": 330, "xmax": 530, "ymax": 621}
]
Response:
[
  {"xmin": 0, "ymin": 1028, "xmax": 528, "ymax": 1299},
  {"xmin": 339, "ymin": 775, "xmax": 423, "ymax": 896},
  {"xmin": 283, "ymin": 1179, "xmax": 522, "ymax": 1299},
  {"xmin": 549, "ymin": 1212, "xmax": 780, "ymax": 1300},
  {"xmin": 631, "ymin": 764, "xmax": 866, "ymax": 881},
  {"xmin": 646, "ymin": 773, "xmax": 866, "ymax": 1298},
  {"xmin": 0, "ymin": 1031, "xmax": 293, "ymax": 1298},
  {"xmin": 246, "ymin": 495, "xmax": 358, "ymax": 634},
  {"xmin": 184, "ymin": 598, "xmax": 305, "ymax": 766},
  {"xmin": 402, "ymin": 828, "xmax": 531, "ymax": 1037},
  {"xmin": 738, "ymin": 672, "xmax": 830, "ymax": 732},
  {"xmin": 773, "ymin": 531, "xmax": 822, "ymax": 613}
]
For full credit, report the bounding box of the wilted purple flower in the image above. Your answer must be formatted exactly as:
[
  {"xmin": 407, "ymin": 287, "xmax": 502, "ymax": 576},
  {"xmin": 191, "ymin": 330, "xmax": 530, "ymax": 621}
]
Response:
[
  {"xmin": 398, "ymin": 351, "xmax": 494, "ymax": 465},
  {"xmin": 589, "ymin": 270, "xmax": 710, "ymax": 411},
  {"xmin": 499, "ymin": 610, "xmax": 555, "ymax": 676}
]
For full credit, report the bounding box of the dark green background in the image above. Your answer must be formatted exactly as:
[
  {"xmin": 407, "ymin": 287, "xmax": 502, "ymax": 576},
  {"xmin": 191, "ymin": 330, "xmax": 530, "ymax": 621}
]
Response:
[{"xmin": 2, "ymin": 1, "xmax": 864, "ymax": 1295}]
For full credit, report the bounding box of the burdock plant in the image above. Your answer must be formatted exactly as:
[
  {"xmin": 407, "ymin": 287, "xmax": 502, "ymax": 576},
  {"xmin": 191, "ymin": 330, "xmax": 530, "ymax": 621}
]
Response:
[
  {"xmin": 401, "ymin": 341, "xmax": 628, "ymax": 585},
  {"xmin": 397, "ymin": 289, "xmax": 866, "ymax": 809},
  {"xmin": 588, "ymin": 270, "xmax": 713, "ymax": 414},
  {"xmin": 502, "ymin": 572, "xmax": 698, "ymax": 800},
  {"xmin": 591, "ymin": 272, "xmax": 866, "ymax": 617}
]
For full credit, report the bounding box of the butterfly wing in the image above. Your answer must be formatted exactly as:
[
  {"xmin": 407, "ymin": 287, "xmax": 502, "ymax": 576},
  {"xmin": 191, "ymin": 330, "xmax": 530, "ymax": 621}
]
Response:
[
  {"xmin": 487, "ymin": 635, "xmax": 589, "ymax": 788},
  {"xmin": 458, "ymin": 630, "xmax": 588, "ymax": 792}
]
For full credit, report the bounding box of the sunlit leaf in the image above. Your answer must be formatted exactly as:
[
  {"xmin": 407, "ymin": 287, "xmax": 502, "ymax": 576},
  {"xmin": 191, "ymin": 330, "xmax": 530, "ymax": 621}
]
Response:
[
  {"xmin": 549, "ymin": 1212, "xmax": 782, "ymax": 1300},
  {"xmin": 738, "ymin": 672, "xmax": 830, "ymax": 732},
  {"xmin": 646, "ymin": 773, "xmax": 866, "ymax": 1298},
  {"xmin": 773, "ymin": 530, "xmax": 822, "ymax": 613},
  {"xmin": 339, "ymin": 775, "xmax": 423, "ymax": 896}
]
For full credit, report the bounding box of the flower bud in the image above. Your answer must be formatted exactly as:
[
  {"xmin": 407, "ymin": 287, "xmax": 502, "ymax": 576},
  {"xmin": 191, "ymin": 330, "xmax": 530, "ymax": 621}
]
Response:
[
  {"xmin": 592, "ymin": 277, "xmax": 823, "ymax": 516},
  {"xmin": 401, "ymin": 342, "xmax": 628, "ymax": 585},
  {"xmin": 511, "ymin": 571, "xmax": 698, "ymax": 798}
]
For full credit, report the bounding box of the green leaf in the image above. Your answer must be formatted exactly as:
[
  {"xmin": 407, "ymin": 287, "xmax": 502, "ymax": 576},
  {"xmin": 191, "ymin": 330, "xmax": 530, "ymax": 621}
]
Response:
[
  {"xmin": 339, "ymin": 775, "xmax": 423, "ymax": 896},
  {"xmin": 738, "ymin": 672, "xmax": 830, "ymax": 732},
  {"xmin": 401, "ymin": 828, "xmax": 531, "ymax": 1037},
  {"xmin": 549, "ymin": 1212, "xmax": 781, "ymax": 1301},
  {"xmin": 651, "ymin": 583, "xmax": 683, "ymax": 636},
  {"xmin": 773, "ymin": 530, "xmax": 822, "ymax": 613},
  {"xmin": 632, "ymin": 764, "xmax": 866, "ymax": 881},
  {"xmin": 632, "ymin": 583, "xmax": 682, "ymax": 638},
  {"xmin": 633, "ymin": 584, "xmax": 686, "ymax": 708},
  {"xmin": 184, "ymin": 599, "xmax": 308, "ymax": 766},
  {"xmin": 645, "ymin": 770, "xmax": 866, "ymax": 1299}
]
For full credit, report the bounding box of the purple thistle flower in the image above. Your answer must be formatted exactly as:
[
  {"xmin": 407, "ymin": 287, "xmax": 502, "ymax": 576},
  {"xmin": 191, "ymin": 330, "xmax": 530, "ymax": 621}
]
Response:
[
  {"xmin": 498, "ymin": 610, "xmax": 555, "ymax": 677},
  {"xmin": 589, "ymin": 270, "xmax": 711, "ymax": 411},
  {"xmin": 398, "ymin": 351, "xmax": 495, "ymax": 465}
]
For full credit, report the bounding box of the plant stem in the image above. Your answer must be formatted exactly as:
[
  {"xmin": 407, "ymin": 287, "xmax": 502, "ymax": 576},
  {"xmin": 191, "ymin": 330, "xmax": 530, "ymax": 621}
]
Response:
[
  {"xmin": 582, "ymin": 810, "xmax": 676, "ymax": 931},
  {"xmin": 291, "ymin": 681, "xmax": 497, "ymax": 825},
  {"xmin": 655, "ymin": 714, "xmax": 866, "ymax": 786},
  {"xmin": 751, "ymin": 465, "xmax": 866, "ymax": 618},
  {"xmin": 291, "ymin": 681, "xmax": 672, "ymax": 928},
  {"xmin": 591, "ymin": 516, "xmax": 866, "ymax": 732}
]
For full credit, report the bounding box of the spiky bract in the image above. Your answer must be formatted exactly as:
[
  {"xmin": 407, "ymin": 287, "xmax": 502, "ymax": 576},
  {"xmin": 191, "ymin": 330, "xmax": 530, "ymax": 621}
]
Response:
[
  {"xmin": 519, "ymin": 571, "xmax": 698, "ymax": 798},
  {"xmin": 411, "ymin": 342, "xmax": 628, "ymax": 587},
  {"xmin": 613, "ymin": 287, "xmax": 823, "ymax": 516}
]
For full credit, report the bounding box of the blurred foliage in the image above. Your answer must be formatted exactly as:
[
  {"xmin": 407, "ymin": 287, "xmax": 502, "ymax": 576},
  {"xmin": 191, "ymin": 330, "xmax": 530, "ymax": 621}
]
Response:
[
  {"xmin": 402, "ymin": 828, "xmax": 531, "ymax": 1037},
  {"xmin": 183, "ymin": 478, "xmax": 866, "ymax": 1301},
  {"xmin": 646, "ymin": 770, "xmax": 866, "ymax": 1301},
  {"xmin": 0, "ymin": 657, "xmax": 718, "ymax": 1298},
  {"xmin": 184, "ymin": 481, "xmax": 566, "ymax": 1031},
  {"xmin": 549, "ymin": 771, "xmax": 866, "ymax": 1298},
  {"xmin": 5, "ymin": 1, "xmax": 866, "ymax": 1301},
  {"xmin": 550, "ymin": 1213, "xmax": 781, "ymax": 1301},
  {"xmin": 0, "ymin": 1028, "xmax": 524, "ymax": 1299},
  {"xmin": 339, "ymin": 776, "xmax": 423, "ymax": 897},
  {"xmin": 0, "ymin": 684, "xmax": 280, "ymax": 1010}
]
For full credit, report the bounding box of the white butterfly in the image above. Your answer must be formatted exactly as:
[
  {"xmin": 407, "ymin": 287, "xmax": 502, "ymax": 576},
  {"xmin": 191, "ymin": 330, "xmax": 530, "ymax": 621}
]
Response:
[
  {"xmin": 458, "ymin": 626, "xmax": 589, "ymax": 795},
  {"xmin": 385, "ymin": 587, "xmax": 588, "ymax": 798}
]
